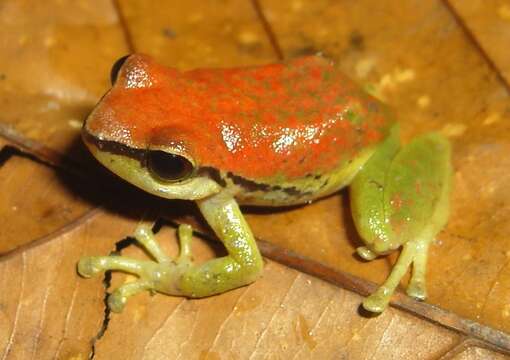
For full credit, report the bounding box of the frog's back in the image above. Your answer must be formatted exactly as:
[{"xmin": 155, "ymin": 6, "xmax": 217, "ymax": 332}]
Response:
[{"xmin": 85, "ymin": 54, "xmax": 393, "ymax": 205}]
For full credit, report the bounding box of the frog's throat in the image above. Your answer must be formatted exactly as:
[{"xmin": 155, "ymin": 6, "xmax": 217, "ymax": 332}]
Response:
[{"xmin": 82, "ymin": 132, "xmax": 222, "ymax": 200}]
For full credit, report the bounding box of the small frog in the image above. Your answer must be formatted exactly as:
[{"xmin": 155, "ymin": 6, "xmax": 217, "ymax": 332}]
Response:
[{"xmin": 78, "ymin": 54, "xmax": 451, "ymax": 313}]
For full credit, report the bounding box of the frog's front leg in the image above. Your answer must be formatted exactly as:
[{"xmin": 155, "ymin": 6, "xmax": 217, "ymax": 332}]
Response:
[{"xmin": 78, "ymin": 191, "xmax": 263, "ymax": 312}]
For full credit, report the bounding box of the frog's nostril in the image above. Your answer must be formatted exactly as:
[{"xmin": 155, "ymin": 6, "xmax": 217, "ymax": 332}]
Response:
[{"xmin": 110, "ymin": 55, "xmax": 131, "ymax": 85}]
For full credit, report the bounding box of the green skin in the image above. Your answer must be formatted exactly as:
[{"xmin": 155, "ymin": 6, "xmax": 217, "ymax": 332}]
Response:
[{"xmin": 78, "ymin": 122, "xmax": 451, "ymax": 313}]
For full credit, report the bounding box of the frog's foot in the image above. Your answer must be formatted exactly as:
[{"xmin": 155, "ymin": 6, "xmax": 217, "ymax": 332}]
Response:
[
  {"xmin": 78, "ymin": 223, "xmax": 194, "ymax": 313},
  {"xmin": 356, "ymin": 246, "xmax": 378, "ymax": 261},
  {"xmin": 362, "ymin": 236, "xmax": 431, "ymax": 313}
]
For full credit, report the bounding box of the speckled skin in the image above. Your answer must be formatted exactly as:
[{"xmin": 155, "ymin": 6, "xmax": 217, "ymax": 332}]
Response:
[{"xmin": 84, "ymin": 54, "xmax": 393, "ymax": 205}]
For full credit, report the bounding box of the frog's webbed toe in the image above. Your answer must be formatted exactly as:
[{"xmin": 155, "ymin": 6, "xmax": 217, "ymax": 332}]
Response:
[{"xmin": 77, "ymin": 223, "xmax": 194, "ymax": 313}]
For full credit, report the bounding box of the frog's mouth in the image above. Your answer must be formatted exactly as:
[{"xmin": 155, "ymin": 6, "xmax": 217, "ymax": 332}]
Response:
[{"xmin": 82, "ymin": 130, "xmax": 222, "ymax": 200}]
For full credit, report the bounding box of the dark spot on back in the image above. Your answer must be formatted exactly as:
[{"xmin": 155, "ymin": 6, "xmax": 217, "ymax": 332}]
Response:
[
  {"xmin": 291, "ymin": 45, "xmax": 320, "ymax": 57},
  {"xmin": 349, "ymin": 30, "xmax": 364, "ymax": 50},
  {"xmin": 162, "ymin": 28, "xmax": 176, "ymax": 38}
]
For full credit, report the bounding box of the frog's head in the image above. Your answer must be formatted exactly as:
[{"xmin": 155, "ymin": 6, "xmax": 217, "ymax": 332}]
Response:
[{"xmin": 82, "ymin": 54, "xmax": 222, "ymax": 200}]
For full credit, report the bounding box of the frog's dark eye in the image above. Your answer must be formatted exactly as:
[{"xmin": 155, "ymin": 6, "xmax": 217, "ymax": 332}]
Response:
[
  {"xmin": 146, "ymin": 150, "xmax": 195, "ymax": 182},
  {"xmin": 110, "ymin": 55, "xmax": 130, "ymax": 85}
]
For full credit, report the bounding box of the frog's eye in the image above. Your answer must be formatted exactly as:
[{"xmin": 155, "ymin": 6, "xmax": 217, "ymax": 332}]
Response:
[
  {"xmin": 110, "ymin": 55, "xmax": 130, "ymax": 85},
  {"xmin": 146, "ymin": 150, "xmax": 195, "ymax": 182}
]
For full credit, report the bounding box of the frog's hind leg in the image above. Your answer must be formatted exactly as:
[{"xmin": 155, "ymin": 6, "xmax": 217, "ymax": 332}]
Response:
[{"xmin": 351, "ymin": 129, "xmax": 452, "ymax": 313}]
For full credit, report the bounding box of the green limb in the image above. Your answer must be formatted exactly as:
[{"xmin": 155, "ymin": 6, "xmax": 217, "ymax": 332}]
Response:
[
  {"xmin": 351, "ymin": 128, "xmax": 451, "ymax": 313},
  {"xmin": 406, "ymin": 238, "xmax": 430, "ymax": 300},
  {"xmin": 362, "ymin": 236, "xmax": 431, "ymax": 312},
  {"xmin": 350, "ymin": 124, "xmax": 401, "ymax": 253},
  {"xmin": 179, "ymin": 191, "xmax": 263, "ymax": 297},
  {"xmin": 77, "ymin": 191, "xmax": 262, "ymax": 312}
]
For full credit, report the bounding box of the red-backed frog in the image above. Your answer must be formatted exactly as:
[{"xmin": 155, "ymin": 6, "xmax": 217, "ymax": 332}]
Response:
[{"xmin": 78, "ymin": 54, "xmax": 451, "ymax": 313}]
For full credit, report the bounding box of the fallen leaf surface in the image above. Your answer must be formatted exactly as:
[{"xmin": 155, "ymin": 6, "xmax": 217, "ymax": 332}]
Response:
[
  {"xmin": 0, "ymin": 139, "xmax": 95, "ymax": 253},
  {"xmin": 446, "ymin": 0, "xmax": 510, "ymax": 88},
  {"xmin": 252, "ymin": 0, "xmax": 510, "ymax": 333},
  {"xmin": 0, "ymin": 0, "xmax": 510, "ymax": 359}
]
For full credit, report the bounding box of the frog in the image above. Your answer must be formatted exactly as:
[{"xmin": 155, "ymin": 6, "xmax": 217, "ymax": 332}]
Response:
[{"xmin": 78, "ymin": 54, "xmax": 451, "ymax": 314}]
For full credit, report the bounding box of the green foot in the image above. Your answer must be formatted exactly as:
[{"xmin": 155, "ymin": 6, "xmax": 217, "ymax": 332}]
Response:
[
  {"xmin": 357, "ymin": 246, "xmax": 377, "ymax": 260},
  {"xmin": 361, "ymin": 237, "xmax": 431, "ymax": 313},
  {"xmin": 78, "ymin": 223, "xmax": 194, "ymax": 313},
  {"xmin": 406, "ymin": 278, "xmax": 427, "ymax": 300},
  {"xmin": 362, "ymin": 286, "xmax": 392, "ymax": 313}
]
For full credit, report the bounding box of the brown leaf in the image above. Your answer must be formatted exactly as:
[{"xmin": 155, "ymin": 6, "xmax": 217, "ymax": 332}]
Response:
[
  {"xmin": 0, "ymin": 139, "xmax": 94, "ymax": 253},
  {"xmin": 256, "ymin": 0, "xmax": 510, "ymax": 334},
  {"xmin": 0, "ymin": 211, "xmax": 462, "ymax": 359},
  {"xmin": 446, "ymin": 0, "xmax": 510, "ymax": 89},
  {"xmin": 0, "ymin": 0, "xmax": 128, "ymax": 156},
  {"xmin": 1, "ymin": 0, "xmax": 510, "ymax": 358},
  {"xmin": 117, "ymin": 0, "xmax": 277, "ymax": 68}
]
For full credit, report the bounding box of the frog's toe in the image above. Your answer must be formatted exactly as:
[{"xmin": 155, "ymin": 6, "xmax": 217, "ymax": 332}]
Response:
[
  {"xmin": 356, "ymin": 246, "xmax": 377, "ymax": 261},
  {"xmin": 362, "ymin": 287, "xmax": 391, "ymax": 313},
  {"xmin": 77, "ymin": 256, "xmax": 106, "ymax": 278},
  {"xmin": 406, "ymin": 280, "xmax": 427, "ymax": 300},
  {"xmin": 108, "ymin": 290, "xmax": 129, "ymax": 313},
  {"xmin": 176, "ymin": 224, "xmax": 194, "ymax": 264},
  {"xmin": 108, "ymin": 280, "xmax": 152, "ymax": 313}
]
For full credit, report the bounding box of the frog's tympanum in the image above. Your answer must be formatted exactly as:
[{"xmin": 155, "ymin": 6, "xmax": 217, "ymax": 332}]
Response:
[{"xmin": 78, "ymin": 54, "xmax": 451, "ymax": 313}]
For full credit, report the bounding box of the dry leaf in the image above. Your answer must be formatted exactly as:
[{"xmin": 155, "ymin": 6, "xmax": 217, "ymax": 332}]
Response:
[{"xmin": 1, "ymin": 0, "xmax": 510, "ymax": 358}]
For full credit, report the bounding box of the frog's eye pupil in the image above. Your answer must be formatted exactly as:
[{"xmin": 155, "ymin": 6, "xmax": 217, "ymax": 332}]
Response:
[
  {"xmin": 110, "ymin": 55, "xmax": 130, "ymax": 85},
  {"xmin": 147, "ymin": 151, "xmax": 194, "ymax": 182}
]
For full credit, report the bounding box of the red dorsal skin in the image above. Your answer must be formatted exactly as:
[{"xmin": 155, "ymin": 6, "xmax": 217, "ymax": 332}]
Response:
[{"xmin": 85, "ymin": 54, "xmax": 392, "ymax": 180}]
